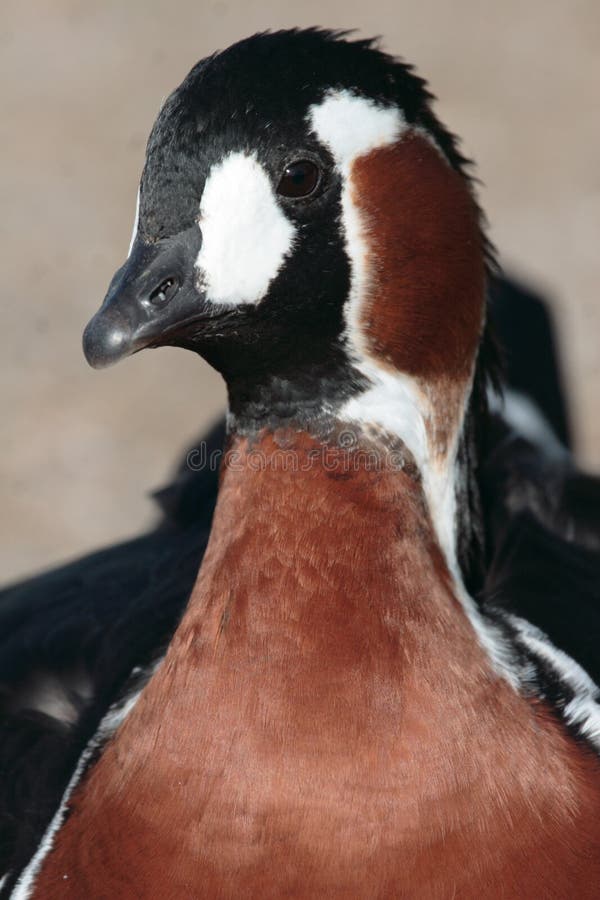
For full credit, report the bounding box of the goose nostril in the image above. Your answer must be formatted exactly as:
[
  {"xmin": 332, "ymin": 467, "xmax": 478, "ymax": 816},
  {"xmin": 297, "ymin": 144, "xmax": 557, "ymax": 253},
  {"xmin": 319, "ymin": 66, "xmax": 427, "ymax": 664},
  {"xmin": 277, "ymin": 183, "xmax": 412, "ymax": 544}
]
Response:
[{"xmin": 149, "ymin": 276, "xmax": 180, "ymax": 307}]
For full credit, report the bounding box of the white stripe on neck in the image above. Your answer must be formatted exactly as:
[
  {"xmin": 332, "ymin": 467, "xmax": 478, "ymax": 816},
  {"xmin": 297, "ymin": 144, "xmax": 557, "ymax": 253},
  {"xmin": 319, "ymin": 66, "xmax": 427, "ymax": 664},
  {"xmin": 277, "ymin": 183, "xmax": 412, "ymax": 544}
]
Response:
[{"xmin": 309, "ymin": 90, "xmax": 518, "ymax": 685}]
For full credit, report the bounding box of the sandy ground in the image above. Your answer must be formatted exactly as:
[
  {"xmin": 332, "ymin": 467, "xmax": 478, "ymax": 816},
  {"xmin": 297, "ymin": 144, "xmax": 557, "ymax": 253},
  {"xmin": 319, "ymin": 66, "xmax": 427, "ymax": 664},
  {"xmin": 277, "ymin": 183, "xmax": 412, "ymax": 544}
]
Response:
[{"xmin": 1, "ymin": 0, "xmax": 599, "ymax": 582}]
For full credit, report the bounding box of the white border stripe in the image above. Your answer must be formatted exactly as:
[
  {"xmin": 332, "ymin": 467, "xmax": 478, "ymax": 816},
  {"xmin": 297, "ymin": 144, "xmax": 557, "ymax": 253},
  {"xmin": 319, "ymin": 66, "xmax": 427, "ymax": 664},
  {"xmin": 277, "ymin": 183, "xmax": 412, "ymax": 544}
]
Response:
[
  {"xmin": 509, "ymin": 615, "xmax": 600, "ymax": 749},
  {"xmin": 309, "ymin": 90, "xmax": 519, "ymax": 687},
  {"xmin": 127, "ymin": 187, "xmax": 140, "ymax": 258},
  {"xmin": 9, "ymin": 662, "xmax": 159, "ymax": 899}
]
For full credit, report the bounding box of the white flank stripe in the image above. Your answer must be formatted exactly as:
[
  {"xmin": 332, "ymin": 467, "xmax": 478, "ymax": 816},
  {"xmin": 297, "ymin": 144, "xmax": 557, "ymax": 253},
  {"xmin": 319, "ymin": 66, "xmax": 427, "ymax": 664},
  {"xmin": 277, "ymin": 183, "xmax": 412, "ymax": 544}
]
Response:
[
  {"xmin": 509, "ymin": 615, "xmax": 600, "ymax": 749},
  {"xmin": 9, "ymin": 661, "xmax": 160, "ymax": 899},
  {"xmin": 489, "ymin": 388, "xmax": 567, "ymax": 460}
]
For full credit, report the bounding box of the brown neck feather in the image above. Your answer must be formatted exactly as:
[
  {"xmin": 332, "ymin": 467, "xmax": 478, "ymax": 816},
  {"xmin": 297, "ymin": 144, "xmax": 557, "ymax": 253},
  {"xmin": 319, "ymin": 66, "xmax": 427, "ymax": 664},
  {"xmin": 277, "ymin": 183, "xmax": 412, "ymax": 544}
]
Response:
[{"xmin": 352, "ymin": 132, "xmax": 486, "ymax": 381}]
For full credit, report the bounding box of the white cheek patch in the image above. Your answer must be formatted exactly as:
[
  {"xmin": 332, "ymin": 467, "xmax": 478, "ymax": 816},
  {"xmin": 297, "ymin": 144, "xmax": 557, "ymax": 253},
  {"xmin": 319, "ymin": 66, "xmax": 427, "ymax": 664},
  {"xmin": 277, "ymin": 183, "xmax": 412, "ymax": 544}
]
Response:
[{"xmin": 195, "ymin": 152, "xmax": 296, "ymax": 306}]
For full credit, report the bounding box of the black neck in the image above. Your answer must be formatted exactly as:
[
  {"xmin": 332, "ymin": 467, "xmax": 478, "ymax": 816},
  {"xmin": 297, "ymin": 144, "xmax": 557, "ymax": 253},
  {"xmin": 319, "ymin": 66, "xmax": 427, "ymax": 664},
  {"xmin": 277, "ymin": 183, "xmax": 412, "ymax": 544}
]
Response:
[{"xmin": 223, "ymin": 346, "xmax": 367, "ymax": 435}]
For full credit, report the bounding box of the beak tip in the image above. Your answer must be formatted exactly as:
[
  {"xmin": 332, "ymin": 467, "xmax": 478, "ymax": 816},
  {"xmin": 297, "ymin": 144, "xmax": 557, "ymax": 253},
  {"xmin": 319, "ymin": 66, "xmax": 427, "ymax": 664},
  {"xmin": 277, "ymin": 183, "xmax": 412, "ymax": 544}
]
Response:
[{"xmin": 82, "ymin": 315, "xmax": 133, "ymax": 369}]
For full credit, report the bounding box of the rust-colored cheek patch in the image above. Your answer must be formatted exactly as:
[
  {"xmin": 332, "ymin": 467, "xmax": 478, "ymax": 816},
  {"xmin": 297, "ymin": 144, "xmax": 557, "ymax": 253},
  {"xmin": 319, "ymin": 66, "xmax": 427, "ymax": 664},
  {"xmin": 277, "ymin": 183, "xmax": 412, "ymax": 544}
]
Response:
[{"xmin": 351, "ymin": 133, "xmax": 486, "ymax": 379}]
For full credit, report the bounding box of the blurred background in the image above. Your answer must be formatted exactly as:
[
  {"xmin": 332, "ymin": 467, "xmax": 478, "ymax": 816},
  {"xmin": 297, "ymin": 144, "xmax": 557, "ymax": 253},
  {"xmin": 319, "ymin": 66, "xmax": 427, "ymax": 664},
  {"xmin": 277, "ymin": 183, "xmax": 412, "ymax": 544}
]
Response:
[{"xmin": 1, "ymin": 0, "xmax": 599, "ymax": 582}]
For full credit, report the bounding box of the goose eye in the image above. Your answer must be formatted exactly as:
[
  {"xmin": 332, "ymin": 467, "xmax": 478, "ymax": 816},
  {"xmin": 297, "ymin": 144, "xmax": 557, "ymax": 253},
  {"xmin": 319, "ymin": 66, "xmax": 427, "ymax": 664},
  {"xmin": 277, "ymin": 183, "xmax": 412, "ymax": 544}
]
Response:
[{"xmin": 277, "ymin": 160, "xmax": 320, "ymax": 198}]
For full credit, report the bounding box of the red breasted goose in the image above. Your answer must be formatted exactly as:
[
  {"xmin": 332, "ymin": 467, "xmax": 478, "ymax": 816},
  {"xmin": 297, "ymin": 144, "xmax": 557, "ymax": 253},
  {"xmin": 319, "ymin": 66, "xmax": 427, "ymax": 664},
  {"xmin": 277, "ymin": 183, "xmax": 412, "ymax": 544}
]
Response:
[{"xmin": 3, "ymin": 28, "xmax": 600, "ymax": 899}]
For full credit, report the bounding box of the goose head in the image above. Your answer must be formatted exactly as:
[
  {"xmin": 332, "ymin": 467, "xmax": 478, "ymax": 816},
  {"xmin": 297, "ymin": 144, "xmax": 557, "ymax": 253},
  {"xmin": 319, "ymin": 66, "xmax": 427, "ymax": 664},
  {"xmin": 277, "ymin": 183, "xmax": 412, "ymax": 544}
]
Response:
[{"xmin": 84, "ymin": 28, "xmax": 494, "ymax": 586}]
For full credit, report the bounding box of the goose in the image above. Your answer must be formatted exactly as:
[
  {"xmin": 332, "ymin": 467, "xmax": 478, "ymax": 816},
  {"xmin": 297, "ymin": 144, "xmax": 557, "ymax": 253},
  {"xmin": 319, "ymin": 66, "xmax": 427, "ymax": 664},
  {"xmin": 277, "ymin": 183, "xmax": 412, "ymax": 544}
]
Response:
[{"xmin": 3, "ymin": 28, "xmax": 599, "ymax": 898}]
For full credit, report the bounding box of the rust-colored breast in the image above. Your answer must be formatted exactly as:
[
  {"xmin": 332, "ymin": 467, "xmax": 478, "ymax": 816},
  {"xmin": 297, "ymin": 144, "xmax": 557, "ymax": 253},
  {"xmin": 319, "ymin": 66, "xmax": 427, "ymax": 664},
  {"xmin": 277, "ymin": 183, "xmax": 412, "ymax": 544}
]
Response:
[{"xmin": 32, "ymin": 434, "xmax": 600, "ymax": 898}]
